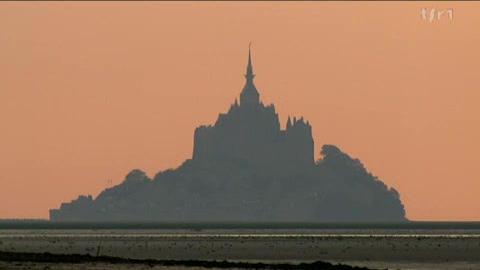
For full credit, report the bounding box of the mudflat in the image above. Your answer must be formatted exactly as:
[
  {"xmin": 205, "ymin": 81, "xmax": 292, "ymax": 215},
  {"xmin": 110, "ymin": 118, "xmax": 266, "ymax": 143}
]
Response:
[
  {"xmin": 1, "ymin": 229, "xmax": 480, "ymax": 269},
  {"xmin": 0, "ymin": 251, "xmax": 370, "ymax": 270}
]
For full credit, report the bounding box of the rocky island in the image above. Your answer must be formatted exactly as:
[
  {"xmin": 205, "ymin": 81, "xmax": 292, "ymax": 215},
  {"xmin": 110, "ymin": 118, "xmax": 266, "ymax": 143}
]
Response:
[{"xmin": 50, "ymin": 48, "xmax": 406, "ymax": 222}]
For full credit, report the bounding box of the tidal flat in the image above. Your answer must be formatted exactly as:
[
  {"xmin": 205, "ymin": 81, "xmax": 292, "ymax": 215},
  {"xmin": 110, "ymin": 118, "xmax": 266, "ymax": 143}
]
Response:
[{"xmin": 1, "ymin": 228, "xmax": 480, "ymax": 270}]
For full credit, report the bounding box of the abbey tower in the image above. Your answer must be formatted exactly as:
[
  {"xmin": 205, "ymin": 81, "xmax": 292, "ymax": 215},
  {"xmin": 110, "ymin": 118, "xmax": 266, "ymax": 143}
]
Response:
[{"xmin": 192, "ymin": 48, "xmax": 314, "ymax": 171}]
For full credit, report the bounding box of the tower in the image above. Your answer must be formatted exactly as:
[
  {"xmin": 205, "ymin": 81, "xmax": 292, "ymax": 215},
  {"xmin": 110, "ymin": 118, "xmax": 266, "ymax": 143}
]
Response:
[{"xmin": 240, "ymin": 45, "xmax": 260, "ymax": 106}]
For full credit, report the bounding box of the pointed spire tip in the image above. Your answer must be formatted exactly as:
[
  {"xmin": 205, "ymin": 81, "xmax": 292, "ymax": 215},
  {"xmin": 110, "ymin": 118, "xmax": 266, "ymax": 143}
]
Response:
[{"xmin": 245, "ymin": 43, "xmax": 255, "ymax": 80}]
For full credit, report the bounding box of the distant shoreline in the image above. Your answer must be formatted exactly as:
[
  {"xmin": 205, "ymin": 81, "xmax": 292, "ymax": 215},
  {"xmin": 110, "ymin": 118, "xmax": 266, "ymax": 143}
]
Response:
[{"xmin": 1, "ymin": 220, "xmax": 480, "ymax": 230}]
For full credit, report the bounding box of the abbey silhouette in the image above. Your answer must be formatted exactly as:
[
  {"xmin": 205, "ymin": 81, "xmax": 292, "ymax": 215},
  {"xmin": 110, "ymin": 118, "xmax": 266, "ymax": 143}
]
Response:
[
  {"xmin": 50, "ymin": 48, "xmax": 406, "ymax": 222},
  {"xmin": 193, "ymin": 48, "xmax": 314, "ymax": 171}
]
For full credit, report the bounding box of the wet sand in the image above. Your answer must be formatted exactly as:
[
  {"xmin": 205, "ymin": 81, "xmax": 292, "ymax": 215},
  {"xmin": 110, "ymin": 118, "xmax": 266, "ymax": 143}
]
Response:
[
  {"xmin": 0, "ymin": 251, "xmax": 371, "ymax": 270},
  {"xmin": 1, "ymin": 230, "xmax": 480, "ymax": 269},
  {"xmin": 0, "ymin": 261, "xmax": 207, "ymax": 270}
]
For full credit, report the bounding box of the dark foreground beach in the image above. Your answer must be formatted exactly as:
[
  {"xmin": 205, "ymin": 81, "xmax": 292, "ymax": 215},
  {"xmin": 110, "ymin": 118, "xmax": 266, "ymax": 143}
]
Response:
[
  {"xmin": 0, "ymin": 251, "xmax": 370, "ymax": 270},
  {"xmin": 1, "ymin": 225, "xmax": 480, "ymax": 270}
]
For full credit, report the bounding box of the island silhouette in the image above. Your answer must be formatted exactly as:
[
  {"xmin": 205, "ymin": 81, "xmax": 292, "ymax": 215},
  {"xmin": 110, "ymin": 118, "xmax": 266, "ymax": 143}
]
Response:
[{"xmin": 50, "ymin": 48, "xmax": 406, "ymax": 222}]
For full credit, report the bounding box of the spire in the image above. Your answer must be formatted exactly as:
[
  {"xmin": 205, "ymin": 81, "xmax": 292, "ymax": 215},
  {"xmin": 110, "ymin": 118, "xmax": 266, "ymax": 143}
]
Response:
[
  {"xmin": 245, "ymin": 42, "xmax": 255, "ymax": 83},
  {"xmin": 240, "ymin": 43, "xmax": 260, "ymax": 106},
  {"xmin": 286, "ymin": 116, "xmax": 292, "ymax": 130}
]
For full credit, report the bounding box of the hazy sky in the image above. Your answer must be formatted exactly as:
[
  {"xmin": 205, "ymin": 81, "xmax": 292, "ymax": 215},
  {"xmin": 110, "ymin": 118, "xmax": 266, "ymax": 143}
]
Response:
[{"xmin": 1, "ymin": 2, "xmax": 479, "ymax": 220}]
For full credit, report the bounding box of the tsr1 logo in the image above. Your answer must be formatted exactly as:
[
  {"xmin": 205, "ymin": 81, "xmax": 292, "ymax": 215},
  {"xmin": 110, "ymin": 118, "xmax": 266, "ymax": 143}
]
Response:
[{"xmin": 421, "ymin": 8, "xmax": 453, "ymax": 22}]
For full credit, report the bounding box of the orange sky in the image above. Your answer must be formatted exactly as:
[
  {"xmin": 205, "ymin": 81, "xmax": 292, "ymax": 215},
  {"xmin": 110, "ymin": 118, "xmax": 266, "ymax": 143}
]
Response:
[{"xmin": 1, "ymin": 2, "xmax": 479, "ymax": 220}]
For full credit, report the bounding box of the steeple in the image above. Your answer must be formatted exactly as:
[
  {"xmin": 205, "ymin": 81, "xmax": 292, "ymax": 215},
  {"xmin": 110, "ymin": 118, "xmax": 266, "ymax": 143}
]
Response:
[
  {"xmin": 245, "ymin": 43, "xmax": 255, "ymax": 83},
  {"xmin": 240, "ymin": 43, "xmax": 260, "ymax": 106}
]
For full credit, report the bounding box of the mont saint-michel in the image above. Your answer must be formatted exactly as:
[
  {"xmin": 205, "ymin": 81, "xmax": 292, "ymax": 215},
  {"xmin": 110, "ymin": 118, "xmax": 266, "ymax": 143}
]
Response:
[{"xmin": 50, "ymin": 49, "xmax": 406, "ymax": 222}]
